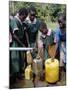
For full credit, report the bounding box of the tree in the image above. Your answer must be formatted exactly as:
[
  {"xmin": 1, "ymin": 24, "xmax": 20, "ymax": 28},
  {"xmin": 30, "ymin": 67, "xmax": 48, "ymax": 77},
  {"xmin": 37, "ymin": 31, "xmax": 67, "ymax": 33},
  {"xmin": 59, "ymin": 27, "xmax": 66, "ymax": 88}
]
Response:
[{"xmin": 9, "ymin": 1, "xmax": 66, "ymax": 22}]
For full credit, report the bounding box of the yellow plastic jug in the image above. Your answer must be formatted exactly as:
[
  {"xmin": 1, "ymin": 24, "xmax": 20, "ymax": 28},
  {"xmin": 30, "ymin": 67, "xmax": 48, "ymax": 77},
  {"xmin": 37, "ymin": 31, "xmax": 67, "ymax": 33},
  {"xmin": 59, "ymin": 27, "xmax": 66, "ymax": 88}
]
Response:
[
  {"xmin": 25, "ymin": 65, "xmax": 32, "ymax": 80},
  {"xmin": 45, "ymin": 58, "xmax": 59, "ymax": 83}
]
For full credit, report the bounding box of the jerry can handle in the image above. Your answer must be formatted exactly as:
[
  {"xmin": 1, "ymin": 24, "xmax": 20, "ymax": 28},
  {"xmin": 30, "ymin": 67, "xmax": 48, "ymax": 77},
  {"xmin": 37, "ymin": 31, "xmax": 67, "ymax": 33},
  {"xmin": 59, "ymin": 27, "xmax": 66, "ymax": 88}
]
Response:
[{"xmin": 51, "ymin": 57, "xmax": 54, "ymax": 62}]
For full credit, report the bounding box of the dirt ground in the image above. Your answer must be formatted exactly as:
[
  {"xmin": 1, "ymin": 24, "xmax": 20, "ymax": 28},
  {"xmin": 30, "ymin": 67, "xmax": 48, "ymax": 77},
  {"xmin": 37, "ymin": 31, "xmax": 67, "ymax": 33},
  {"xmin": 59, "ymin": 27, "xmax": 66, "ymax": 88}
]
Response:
[{"xmin": 10, "ymin": 68, "xmax": 66, "ymax": 89}]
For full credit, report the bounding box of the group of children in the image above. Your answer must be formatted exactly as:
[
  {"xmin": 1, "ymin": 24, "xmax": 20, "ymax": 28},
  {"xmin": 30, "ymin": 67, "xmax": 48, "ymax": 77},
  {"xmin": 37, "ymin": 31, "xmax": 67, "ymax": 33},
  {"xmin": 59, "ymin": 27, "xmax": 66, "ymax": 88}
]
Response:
[
  {"xmin": 38, "ymin": 14, "xmax": 66, "ymax": 69},
  {"xmin": 9, "ymin": 6, "xmax": 66, "ymax": 85}
]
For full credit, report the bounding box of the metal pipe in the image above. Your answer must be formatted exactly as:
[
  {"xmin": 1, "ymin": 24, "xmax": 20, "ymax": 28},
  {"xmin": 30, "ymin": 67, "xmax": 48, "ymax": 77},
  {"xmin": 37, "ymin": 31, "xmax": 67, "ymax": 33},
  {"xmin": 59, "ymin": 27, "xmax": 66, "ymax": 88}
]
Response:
[{"xmin": 9, "ymin": 47, "xmax": 34, "ymax": 51}]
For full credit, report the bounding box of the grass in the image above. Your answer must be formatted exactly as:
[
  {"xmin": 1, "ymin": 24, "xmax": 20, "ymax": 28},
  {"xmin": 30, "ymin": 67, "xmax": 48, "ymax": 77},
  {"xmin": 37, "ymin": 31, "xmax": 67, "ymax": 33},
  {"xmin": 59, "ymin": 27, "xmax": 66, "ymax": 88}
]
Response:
[{"xmin": 46, "ymin": 21, "xmax": 57, "ymax": 31}]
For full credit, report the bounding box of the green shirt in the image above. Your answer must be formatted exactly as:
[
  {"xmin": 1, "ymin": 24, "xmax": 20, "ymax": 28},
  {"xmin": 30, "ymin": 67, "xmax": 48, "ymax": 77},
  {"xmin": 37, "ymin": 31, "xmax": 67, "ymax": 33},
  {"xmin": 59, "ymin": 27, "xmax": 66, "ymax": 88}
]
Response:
[
  {"xmin": 38, "ymin": 30, "xmax": 54, "ymax": 59},
  {"xmin": 9, "ymin": 16, "xmax": 25, "ymax": 73},
  {"xmin": 26, "ymin": 18, "xmax": 41, "ymax": 43},
  {"xmin": 10, "ymin": 16, "xmax": 24, "ymax": 39}
]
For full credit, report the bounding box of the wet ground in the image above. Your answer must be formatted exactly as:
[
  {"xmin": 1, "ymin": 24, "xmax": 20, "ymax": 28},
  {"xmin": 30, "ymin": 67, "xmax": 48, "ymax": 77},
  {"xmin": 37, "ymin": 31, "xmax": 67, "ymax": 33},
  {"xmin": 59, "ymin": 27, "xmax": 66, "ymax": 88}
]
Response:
[{"xmin": 10, "ymin": 68, "xmax": 66, "ymax": 89}]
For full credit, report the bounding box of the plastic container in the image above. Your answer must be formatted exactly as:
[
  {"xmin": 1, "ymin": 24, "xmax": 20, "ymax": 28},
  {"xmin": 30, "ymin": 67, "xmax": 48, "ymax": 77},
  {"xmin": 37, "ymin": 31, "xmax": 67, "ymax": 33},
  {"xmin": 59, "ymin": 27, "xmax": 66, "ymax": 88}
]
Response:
[
  {"xmin": 33, "ymin": 57, "xmax": 43, "ymax": 76},
  {"xmin": 45, "ymin": 58, "xmax": 59, "ymax": 83},
  {"xmin": 25, "ymin": 65, "xmax": 32, "ymax": 80}
]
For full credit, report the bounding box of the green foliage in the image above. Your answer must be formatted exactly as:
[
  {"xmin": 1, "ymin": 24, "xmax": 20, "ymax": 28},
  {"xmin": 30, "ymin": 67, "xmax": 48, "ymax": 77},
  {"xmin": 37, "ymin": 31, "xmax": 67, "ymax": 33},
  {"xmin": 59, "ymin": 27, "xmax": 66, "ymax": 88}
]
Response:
[{"xmin": 9, "ymin": 1, "xmax": 66, "ymax": 22}]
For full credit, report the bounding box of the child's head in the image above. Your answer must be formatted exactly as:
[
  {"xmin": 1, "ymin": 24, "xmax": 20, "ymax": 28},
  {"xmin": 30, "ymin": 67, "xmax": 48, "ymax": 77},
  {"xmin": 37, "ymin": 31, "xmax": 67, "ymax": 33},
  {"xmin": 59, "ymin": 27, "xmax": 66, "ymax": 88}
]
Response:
[
  {"xmin": 58, "ymin": 13, "xmax": 66, "ymax": 29},
  {"xmin": 18, "ymin": 8, "xmax": 28, "ymax": 21},
  {"xmin": 29, "ymin": 6, "xmax": 37, "ymax": 22},
  {"xmin": 40, "ymin": 21, "xmax": 48, "ymax": 35}
]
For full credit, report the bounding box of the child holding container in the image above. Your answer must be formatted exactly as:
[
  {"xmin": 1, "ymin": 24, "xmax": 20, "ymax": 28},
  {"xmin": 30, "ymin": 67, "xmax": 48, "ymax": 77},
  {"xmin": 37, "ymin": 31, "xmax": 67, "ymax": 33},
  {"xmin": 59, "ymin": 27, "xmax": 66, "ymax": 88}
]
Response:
[
  {"xmin": 53, "ymin": 13, "xmax": 66, "ymax": 71},
  {"xmin": 37, "ymin": 21, "xmax": 55, "ymax": 68}
]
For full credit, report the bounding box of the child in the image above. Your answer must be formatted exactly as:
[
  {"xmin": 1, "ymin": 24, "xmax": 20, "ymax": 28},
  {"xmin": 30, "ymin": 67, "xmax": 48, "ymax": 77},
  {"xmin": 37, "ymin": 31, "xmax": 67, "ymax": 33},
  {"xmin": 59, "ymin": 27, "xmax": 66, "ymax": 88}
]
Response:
[
  {"xmin": 10, "ymin": 8, "xmax": 28, "ymax": 82},
  {"xmin": 54, "ymin": 13, "xmax": 66, "ymax": 71},
  {"xmin": 25, "ymin": 6, "xmax": 41, "ymax": 58},
  {"xmin": 37, "ymin": 21, "xmax": 54, "ymax": 67}
]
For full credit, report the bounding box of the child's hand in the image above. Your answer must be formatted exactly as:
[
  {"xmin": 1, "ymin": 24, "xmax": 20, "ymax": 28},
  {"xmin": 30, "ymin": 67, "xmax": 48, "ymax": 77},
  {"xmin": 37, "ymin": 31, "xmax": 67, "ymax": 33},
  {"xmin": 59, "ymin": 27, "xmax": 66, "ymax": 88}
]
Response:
[{"xmin": 51, "ymin": 56, "xmax": 55, "ymax": 62}]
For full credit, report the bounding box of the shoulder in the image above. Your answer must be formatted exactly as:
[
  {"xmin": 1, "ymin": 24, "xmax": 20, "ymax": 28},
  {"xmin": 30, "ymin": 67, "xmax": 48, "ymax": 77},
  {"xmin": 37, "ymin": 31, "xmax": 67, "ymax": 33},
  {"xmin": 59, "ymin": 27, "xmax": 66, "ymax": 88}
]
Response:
[
  {"xmin": 47, "ymin": 28, "xmax": 52, "ymax": 36},
  {"xmin": 38, "ymin": 31, "xmax": 42, "ymax": 35},
  {"xmin": 10, "ymin": 17, "xmax": 17, "ymax": 25}
]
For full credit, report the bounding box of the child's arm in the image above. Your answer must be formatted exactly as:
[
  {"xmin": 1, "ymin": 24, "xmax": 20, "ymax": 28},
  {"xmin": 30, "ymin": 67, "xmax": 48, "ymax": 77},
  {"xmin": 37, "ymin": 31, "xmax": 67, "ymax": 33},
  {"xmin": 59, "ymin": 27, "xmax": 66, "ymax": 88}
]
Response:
[
  {"xmin": 48, "ymin": 29, "xmax": 59, "ymax": 59},
  {"xmin": 52, "ymin": 43, "xmax": 58, "ymax": 59},
  {"xmin": 10, "ymin": 18, "xmax": 26, "ymax": 47},
  {"xmin": 37, "ymin": 31, "xmax": 44, "ymax": 60},
  {"xmin": 13, "ymin": 30, "xmax": 26, "ymax": 47},
  {"xmin": 52, "ymin": 29, "xmax": 59, "ymax": 59}
]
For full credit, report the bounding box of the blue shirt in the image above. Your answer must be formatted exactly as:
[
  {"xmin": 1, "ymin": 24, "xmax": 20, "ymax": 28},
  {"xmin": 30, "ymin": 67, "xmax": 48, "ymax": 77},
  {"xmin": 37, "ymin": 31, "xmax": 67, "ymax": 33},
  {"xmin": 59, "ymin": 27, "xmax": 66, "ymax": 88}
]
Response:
[{"xmin": 54, "ymin": 27, "xmax": 66, "ymax": 43}]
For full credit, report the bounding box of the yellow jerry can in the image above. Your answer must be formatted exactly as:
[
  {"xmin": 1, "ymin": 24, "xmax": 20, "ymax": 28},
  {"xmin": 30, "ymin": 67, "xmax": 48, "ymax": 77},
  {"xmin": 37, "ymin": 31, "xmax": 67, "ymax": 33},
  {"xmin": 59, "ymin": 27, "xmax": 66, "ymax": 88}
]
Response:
[
  {"xmin": 25, "ymin": 65, "xmax": 32, "ymax": 80},
  {"xmin": 45, "ymin": 58, "xmax": 59, "ymax": 83}
]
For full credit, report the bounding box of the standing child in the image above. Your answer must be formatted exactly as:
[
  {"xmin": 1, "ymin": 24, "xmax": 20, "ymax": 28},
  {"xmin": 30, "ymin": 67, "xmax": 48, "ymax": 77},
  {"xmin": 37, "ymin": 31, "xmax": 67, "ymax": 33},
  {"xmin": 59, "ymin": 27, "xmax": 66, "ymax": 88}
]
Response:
[
  {"xmin": 54, "ymin": 13, "xmax": 66, "ymax": 70},
  {"xmin": 25, "ymin": 6, "xmax": 41, "ymax": 58},
  {"xmin": 10, "ymin": 8, "xmax": 28, "ymax": 82}
]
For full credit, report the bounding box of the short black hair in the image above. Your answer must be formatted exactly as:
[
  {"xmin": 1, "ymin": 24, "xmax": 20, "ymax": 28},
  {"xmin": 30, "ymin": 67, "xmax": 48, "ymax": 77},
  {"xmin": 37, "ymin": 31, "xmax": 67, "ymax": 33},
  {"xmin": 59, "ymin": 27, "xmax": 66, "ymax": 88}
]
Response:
[
  {"xmin": 29, "ymin": 6, "xmax": 37, "ymax": 14},
  {"xmin": 58, "ymin": 13, "xmax": 66, "ymax": 21},
  {"xmin": 40, "ymin": 21, "xmax": 47, "ymax": 30},
  {"xmin": 18, "ymin": 7, "xmax": 28, "ymax": 16}
]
